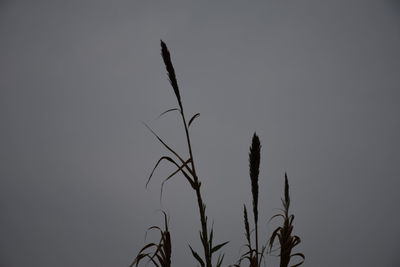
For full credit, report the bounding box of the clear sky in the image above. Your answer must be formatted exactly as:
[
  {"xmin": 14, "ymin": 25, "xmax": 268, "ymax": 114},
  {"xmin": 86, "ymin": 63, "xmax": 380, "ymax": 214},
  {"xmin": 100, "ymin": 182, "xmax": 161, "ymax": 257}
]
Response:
[{"xmin": 1, "ymin": 0, "xmax": 400, "ymax": 266}]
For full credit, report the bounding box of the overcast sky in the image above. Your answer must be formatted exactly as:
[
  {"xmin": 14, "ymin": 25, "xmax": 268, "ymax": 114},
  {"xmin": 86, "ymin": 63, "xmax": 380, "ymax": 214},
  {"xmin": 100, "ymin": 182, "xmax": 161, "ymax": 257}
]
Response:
[{"xmin": 1, "ymin": 1, "xmax": 400, "ymax": 266}]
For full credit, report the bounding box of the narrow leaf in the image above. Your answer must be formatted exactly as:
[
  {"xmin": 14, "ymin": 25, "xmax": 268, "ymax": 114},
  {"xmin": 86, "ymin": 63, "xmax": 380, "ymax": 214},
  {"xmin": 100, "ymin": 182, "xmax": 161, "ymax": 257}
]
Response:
[
  {"xmin": 147, "ymin": 156, "xmax": 178, "ymax": 188},
  {"xmin": 188, "ymin": 113, "xmax": 200, "ymax": 127},
  {"xmin": 211, "ymin": 241, "xmax": 229, "ymax": 254},
  {"xmin": 216, "ymin": 253, "xmax": 225, "ymax": 267},
  {"xmin": 158, "ymin": 108, "xmax": 180, "ymax": 119},
  {"xmin": 142, "ymin": 122, "xmax": 192, "ymax": 174},
  {"xmin": 189, "ymin": 245, "xmax": 205, "ymax": 267}
]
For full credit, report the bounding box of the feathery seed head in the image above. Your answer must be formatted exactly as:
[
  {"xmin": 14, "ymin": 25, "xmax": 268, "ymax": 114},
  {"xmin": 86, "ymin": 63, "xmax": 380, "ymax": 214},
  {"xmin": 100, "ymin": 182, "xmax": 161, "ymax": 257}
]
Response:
[
  {"xmin": 284, "ymin": 173, "xmax": 290, "ymax": 206},
  {"xmin": 160, "ymin": 40, "xmax": 182, "ymax": 109},
  {"xmin": 249, "ymin": 133, "xmax": 261, "ymax": 224}
]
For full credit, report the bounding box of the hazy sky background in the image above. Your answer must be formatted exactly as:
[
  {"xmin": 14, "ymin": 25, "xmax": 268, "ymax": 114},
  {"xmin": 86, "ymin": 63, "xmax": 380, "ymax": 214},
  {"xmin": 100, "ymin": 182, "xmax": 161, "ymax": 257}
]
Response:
[{"xmin": 1, "ymin": 0, "xmax": 400, "ymax": 266}]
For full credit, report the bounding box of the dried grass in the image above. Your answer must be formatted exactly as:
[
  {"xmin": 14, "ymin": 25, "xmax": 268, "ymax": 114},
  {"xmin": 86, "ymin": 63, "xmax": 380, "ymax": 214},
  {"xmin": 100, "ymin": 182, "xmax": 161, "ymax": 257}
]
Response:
[{"xmin": 132, "ymin": 41, "xmax": 304, "ymax": 267}]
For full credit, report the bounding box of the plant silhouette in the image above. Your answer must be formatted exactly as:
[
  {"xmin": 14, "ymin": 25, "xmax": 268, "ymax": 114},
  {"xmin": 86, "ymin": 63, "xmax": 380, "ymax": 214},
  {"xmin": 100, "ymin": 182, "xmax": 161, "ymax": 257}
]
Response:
[
  {"xmin": 131, "ymin": 211, "xmax": 171, "ymax": 267},
  {"xmin": 268, "ymin": 174, "xmax": 305, "ymax": 267},
  {"xmin": 132, "ymin": 41, "xmax": 304, "ymax": 267}
]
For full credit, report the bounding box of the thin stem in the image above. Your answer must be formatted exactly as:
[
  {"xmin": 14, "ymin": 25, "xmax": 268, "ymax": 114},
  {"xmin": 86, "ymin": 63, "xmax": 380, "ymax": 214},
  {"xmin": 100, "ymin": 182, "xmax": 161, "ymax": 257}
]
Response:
[
  {"xmin": 255, "ymin": 222, "xmax": 259, "ymax": 267},
  {"xmin": 160, "ymin": 40, "xmax": 212, "ymax": 267},
  {"xmin": 180, "ymin": 104, "xmax": 211, "ymax": 267}
]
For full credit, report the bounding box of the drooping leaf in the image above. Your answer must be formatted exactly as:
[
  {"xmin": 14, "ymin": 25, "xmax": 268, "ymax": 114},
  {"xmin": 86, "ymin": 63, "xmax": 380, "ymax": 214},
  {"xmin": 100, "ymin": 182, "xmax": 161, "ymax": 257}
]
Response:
[
  {"xmin": 147, "ymin": 157, "xmax": 194, "ymax": 192},
  {"xmin": 147, "ymin": 156, "xmax": 179, "ymax": 188},
  {"xmin": 131, "ymin": 212, "xmax": 171, "ymax": 267},
  {"xmin": 188, "ymin": 113, "xmax": 200, "ymax": 127},
  {"xmin": 142, "ymin": 122, "xmax": 191, "ymax": 174},
  {"xmin": 158, "ymin": 108, "xmax": 180, "ymax": 119},
  {"xmin": 159, "ymin": 159, "xmax": 196, "ymax": 203},
  {"xmin": 290, "ymin": 253, "xmax": 305, "ymax": 267}
]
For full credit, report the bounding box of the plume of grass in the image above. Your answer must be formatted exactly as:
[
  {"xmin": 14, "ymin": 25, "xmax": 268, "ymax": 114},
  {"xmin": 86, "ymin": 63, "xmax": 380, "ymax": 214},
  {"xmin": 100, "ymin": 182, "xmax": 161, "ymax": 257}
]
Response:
[
  {"xmin": 131, "ymin": 211, "xmax": 171, "ymax": 267},
  {"xmin": 233, "ymin": 134, "xmax": 263, "ymax": 267},
  {"xmin": 144, "ymin": 40, "xmax": 228, "ymax": 267},
  {"xmin": 249, "ymin": 133, "xmax": 261, "ymax": 265},
  {"xmin": 268, "ymin": 173, "xmax": 304, "ymax": 267},
  {"xmin": 160, "ymin": 41, "xmax": 182, "ymax": 110}
]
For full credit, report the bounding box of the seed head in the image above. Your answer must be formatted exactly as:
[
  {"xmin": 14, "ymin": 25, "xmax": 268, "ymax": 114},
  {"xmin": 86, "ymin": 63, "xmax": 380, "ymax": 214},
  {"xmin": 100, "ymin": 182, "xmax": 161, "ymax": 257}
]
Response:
[
  {"xmin": 160, "ymin": 40, "xmax": 182, "ymax": 109},
  {"xmin": 249, "ymin": 133, "xmax": 261, "ymax": 224}
]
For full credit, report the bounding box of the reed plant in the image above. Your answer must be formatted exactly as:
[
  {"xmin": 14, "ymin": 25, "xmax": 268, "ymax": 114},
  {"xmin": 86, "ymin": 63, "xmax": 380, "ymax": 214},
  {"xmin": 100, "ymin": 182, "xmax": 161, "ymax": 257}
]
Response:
[
  {"xmin": 268, "ymin": 174, "xmax": 304, "ymax": 267},
  {"xmin": 249, "ymin": 133, "xmax": 261, "ymax": 266},
  {"xmin": 139, "ymin": 40, "xmax": 228, "ymax": 267},
  {"xmin": 232, "ymin": 134, "xmax": 267, "ymax": 267},
  {"xmin": 132, "ymin": 41, "xmax": 304, "ymax": 267}
]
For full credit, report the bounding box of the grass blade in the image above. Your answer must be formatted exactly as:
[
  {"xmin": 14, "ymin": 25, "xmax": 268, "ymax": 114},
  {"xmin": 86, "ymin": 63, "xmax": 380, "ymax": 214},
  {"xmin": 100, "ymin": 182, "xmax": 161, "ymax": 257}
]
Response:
[
  {"xmin": 188, "ymin": 113, "xmax": 200, "ymax": 127},
  {"xmin": 142, "ymin": 122, "xmax": 193, "ymax": 175},
  {"xmin": 189, "ymin": 245, "xmax": 205, "ymax": 267},
  {"xmin": 157, "ymin": 108, "xmax": 180, "ymax": 119},
  {"xmin": 211, "ymin": 241, "xmax": 229, "ymax": 254}
]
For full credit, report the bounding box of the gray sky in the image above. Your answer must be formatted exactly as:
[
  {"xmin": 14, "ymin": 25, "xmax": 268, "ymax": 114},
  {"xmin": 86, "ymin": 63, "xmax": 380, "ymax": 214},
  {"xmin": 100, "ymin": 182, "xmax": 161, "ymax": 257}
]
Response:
[{"xmin": 1, "ymin": 0, "xmax": 400, "ymax": 266}]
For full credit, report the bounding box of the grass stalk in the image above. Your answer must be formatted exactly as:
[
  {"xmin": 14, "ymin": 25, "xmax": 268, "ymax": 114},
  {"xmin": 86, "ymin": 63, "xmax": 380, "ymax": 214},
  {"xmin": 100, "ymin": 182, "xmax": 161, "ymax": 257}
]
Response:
[
  {"xmin": 136, "ymin": 41, "xmax": 304, "ymax": 267},
  {"xmin": 268, "ymin": 173, "xmax": 304, "ymax": 267},
  {"xmin": 160, "ymin": 40, "xmax": 211, "ymax": 267},
  {"xmin": 144, "ymin": 40, "xmax": 227, "ymax": 267},
  {"xmin": 249, "ymin": 133, "xmax": 261, "ymax": 266}
]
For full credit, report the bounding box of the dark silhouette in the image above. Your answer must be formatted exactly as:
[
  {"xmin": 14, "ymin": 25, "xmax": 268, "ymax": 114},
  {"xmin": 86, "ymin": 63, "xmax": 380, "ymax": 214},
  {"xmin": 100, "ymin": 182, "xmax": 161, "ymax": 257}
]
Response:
[
  {"xmin": 131, "ymin": 211, "xmax": 171, "ymax": 267},
  {"xmin": 269, "ymin": 174, "xmax": 305, "ymax": 267},
  {"xmin": 132, "ymin": 41, "xmax": 304, "ymax": 267}
]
